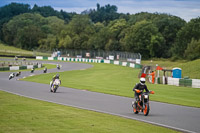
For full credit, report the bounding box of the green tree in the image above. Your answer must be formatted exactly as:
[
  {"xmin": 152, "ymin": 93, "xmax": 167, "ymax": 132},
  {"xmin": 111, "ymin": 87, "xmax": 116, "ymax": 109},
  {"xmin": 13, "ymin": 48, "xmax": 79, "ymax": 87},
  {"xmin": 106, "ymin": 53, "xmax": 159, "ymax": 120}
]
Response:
[
  {"xmin": 88, "ymin": 3, "xmax": 119, "ymax": 23},
  {"xmin": 105, "ymin": 19, "xmax": 127, "ymax": 51},
  {"xmin": 88, "ymin": 28, "xmax": 108, "ymax": 50},
  {"xmin": 58, "ymin": 35, "xmax": 72, "ymax": 49},
  {"xmin": 60, "ymin": 15, "xmax": 95, "ymax": 49},
  {"xmin": 172, "ymin": 17, "xmax": 200, "ymax": 58},
  {"xmin": 38, "ymin": 34, "xmax": 57, "ymax": 50},
  {"xmin": 45, "ymin": 16, "xmax": 65, "ymax": 35},
  {"xmin": 0, "ymin": 3, "xmax": 30, "ymax": 41},
  {"xmin": 153, "ymin": 16, "xmax": 186, "ymax": 57},
  {"xmin": 32, "ymin": 4, "xmax": 61, "ymax": 18},
  {"xmin": 124, "ymin": 20, "xmax": 164, "ymax": 58},
  {"xmin": 2, "ymin": 13, "xmax": 46, "ymax": 49},
  {"xmin": 184, "ymin": 39, "xmax": 200, "ymax": 60},
  {"xmin": 16, "ymin": 25, "xmax": 44, "ymax": 49}
]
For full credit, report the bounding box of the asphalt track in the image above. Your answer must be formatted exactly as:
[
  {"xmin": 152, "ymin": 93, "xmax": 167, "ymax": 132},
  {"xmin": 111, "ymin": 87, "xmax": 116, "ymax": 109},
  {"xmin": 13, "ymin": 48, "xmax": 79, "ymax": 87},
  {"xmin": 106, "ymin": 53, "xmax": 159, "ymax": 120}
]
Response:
[{"xmin": 0, "ymin": 59, "xmax": 200, "ymax": 133}]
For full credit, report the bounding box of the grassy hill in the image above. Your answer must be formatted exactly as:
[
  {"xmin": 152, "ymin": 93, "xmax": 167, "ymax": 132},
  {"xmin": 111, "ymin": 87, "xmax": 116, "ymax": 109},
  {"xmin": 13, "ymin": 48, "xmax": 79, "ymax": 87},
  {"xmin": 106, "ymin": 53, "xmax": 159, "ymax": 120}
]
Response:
[
  {"xmin": 142, "ymin": 59, "xmax": 200, "ymax": 79},
  {"xmin": 0, "ymin": 42, "xmax": 50, "ymax": 57}
]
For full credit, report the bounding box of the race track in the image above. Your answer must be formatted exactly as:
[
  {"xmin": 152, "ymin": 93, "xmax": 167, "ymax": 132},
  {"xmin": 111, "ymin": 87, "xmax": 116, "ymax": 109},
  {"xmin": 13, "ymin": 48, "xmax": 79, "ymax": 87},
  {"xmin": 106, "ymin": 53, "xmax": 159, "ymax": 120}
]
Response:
[{"xmin": 0, "ymin": 59, "xmax": 200, "ymax": 133}]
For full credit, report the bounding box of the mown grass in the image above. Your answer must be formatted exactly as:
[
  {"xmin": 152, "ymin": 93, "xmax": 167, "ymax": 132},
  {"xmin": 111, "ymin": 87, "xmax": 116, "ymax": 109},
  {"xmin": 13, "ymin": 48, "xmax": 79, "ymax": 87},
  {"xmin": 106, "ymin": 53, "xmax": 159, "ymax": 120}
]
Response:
[
  {"xmin": 0, "ymin": 91, "xmax": 179, "ymax": 133},
  {"xmin": 142, "ymin": 58, "xmax": 200, "ymax": 79},
  {"xmin": 23, "ymin": 63, "xmax": 200, "ymax": 108},
  {"xmin": 0, "ymin": 43, "xmax": 33, "ymax": 55}
]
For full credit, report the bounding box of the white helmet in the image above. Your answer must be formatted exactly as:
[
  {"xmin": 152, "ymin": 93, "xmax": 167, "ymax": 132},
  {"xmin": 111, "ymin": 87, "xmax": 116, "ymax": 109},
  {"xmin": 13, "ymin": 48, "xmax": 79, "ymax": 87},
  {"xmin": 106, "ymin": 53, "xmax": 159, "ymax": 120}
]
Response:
[{"xmin": 140, "ymin": 78, "xmax": 146, "ymax": 85}]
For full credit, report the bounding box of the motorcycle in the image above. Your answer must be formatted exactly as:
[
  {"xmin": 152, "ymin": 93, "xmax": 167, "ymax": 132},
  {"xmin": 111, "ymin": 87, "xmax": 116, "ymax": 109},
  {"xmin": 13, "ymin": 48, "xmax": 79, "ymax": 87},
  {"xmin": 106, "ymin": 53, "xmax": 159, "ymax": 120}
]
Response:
[
  {"xmin": 31, "ymin": 68, "xmax": 34, "ymax": 73},
  {"xmin": 16, "ymin": 71, "xmax": 21, "ymax": 77},
  {"xmin": 43, "ymin": 68, "xmax": 47, "ymax": 73},
  {"xmin": 9, "ymin": 73, "xmax": 15, "ymax": 80},
  {"xmin": 57, "ymin": 64, "xmax": 60, "ymax": 70},
  {"xmin": 132, "ymin": 90, "xmax": 154, "ymax": 116},
  {"xmin": 50, "ymin": 79, "xmax": 61, "ymax": 93}
]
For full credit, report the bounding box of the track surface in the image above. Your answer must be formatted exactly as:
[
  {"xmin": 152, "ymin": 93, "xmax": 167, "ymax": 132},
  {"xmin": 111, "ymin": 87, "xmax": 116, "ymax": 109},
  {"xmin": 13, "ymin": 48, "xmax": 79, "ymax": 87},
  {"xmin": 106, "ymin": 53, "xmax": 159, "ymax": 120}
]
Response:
[{"xmin": 0, "ymin": 59, "xmax": 200, "ymax": 133}]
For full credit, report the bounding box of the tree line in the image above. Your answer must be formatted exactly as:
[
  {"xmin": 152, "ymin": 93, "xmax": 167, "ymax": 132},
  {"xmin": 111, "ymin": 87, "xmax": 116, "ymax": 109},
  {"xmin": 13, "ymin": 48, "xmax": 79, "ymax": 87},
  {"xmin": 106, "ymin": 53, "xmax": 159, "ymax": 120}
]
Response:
[{"xmin": 0, "ymin": 2, "xmax": 200, "ymax": 60}]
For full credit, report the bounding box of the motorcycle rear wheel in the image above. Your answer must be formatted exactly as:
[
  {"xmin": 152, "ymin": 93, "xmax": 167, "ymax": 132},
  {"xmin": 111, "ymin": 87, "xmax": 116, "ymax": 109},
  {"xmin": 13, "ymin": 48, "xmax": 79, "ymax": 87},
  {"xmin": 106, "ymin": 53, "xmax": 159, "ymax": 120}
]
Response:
[{"xmin": 133, "ymin": 102, "xmax": 139, "ymax": 114}]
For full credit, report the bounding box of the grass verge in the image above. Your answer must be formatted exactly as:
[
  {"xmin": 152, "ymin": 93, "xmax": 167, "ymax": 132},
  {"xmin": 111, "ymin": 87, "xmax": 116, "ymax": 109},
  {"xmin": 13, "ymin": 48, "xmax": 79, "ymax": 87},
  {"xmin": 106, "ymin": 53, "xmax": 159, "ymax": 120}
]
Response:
[
  {"xmin": 0, "ymin": 90, "xmax": 179, "ymax": 133},
  {"xmin": 23, "ymin": 63, "xmax": 200, "ymax": 108},
  {"xmin": 0, "ymin": 42, "xmax": 50, "ymax": 57}
]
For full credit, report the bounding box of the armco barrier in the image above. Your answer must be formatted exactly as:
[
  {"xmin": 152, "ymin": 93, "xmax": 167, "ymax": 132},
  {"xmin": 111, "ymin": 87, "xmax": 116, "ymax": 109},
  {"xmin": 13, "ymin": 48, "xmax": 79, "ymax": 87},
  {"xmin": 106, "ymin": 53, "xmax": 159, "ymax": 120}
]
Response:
[
  {"xmin": 168, "ymin": 77, "xmax": 179, "ymax": 86},
  {"xmin": 10, "ymin": 66, "xmax": 19, "ymax": 70},
  {"xmin": 36, "ymin": 56, "xmax": 43, "ymax": 60},
  {"xmin": 19, "ymin": 66, "xmax": 27, "ymax": 70},
  {"xmin": 192, "ymin": 79, "xmax": 200, "ymax": 88},
  {"xmin": 0, "ymin": 67, "xmax": 9, "ymax": 71},
  {"xmin": 168, "ymin": 77, "xmax": 200, "ymax": 88},
  {"xmin": 179, "ymin": 78, "xmax": 192, "ymax": 87}
]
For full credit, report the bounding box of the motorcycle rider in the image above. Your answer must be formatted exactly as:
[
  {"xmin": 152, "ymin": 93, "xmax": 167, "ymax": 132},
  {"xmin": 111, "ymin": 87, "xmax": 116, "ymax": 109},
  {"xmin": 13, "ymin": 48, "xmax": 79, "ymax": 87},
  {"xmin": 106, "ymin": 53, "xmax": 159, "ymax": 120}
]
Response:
[
  {"xmin": 57, "ymin": 64, "xmax": 60, "ymax": 69},
  {"xmin": 50, "ymin": 74, "xmax": 61, "ymax": 91},
  {"xmin": 43, "ymin": 67, "xmax": 47, "ymax": 73},
  {"xmin": 9, "ymin": 73, "xmax": 15, "ymax": 80},
  {"xmin": 133, "ymin": 77, "xmax": 149, "ymax": 104},
  {"xmin": 16, "ymin": 71, "xmax": 21, "ymax": 77},
  {"xmin": 31, "ymin": 68, "xmax": 35, "ymax": 73}
]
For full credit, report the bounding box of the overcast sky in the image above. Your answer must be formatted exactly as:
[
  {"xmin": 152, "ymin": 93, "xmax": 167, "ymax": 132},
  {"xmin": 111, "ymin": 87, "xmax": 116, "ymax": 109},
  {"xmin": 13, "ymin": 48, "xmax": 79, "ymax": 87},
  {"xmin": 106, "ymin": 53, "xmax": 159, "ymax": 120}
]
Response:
[{"xmin": 0, "ymin": 0, "xmax": 200, "ymax": 22}]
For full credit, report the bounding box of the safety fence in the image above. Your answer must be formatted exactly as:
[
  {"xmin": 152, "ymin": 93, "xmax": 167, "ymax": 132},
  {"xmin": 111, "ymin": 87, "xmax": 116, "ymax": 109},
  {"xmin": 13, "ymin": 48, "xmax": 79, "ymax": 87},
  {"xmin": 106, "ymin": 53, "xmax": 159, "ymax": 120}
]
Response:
[
  {"xmin": 0, "ymin": 63, "xmax": 42, "ymax": 71},
  {"xmin": 48, "ymin": 49, "xmax": 141, "ymax": 62},
  {"xmin": 36, "ymin": 56, "xmax": 142, "ymax": 69}
]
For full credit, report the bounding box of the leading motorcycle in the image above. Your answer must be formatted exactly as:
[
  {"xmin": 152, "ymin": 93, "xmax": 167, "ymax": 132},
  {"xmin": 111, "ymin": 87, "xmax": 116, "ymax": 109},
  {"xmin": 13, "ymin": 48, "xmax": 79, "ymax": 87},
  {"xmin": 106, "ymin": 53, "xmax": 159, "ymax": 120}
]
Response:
[
  {"xmin": 50, "ymin": 79, "xmax": 61, "ymax": 93},
  {"xmin": 132, "ymin": 90, "xmax": 154, "ymax": 116}
]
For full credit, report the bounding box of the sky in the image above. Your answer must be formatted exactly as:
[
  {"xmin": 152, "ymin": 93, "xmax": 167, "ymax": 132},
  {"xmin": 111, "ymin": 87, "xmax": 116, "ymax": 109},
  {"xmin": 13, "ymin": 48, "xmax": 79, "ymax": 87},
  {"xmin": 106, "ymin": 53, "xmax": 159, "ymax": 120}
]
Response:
[{"xmin": 0, "ymin": 0, "xmax": 200, "ymax": 22}]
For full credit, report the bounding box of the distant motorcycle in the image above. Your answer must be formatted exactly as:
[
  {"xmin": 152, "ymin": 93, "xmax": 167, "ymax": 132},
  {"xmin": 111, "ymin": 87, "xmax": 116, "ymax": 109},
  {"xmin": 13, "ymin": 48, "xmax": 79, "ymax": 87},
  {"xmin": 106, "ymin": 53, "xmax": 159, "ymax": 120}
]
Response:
[
  {"xmin": 57, "ymin": 64, "xmax": 60, "ymax": 70},
  {"xmin": 31, "ymin": 68, "xmax": 34, "ymax": 73},
  {"xmin": 9, "ymin": 73, "xmax": 15, "ymax": 80},
  {"xmin": 16, "ymin": 71, "xmax": 21, "ymax": 77},
  {"xmin": 50, "ymin": 79, "xmax": 61, "ymax": 93},
  {"xmin": 43, "ymin": 68, "xmax": 47, "ymax": 73},
  {"xmin": 132, "ymin": 90, "xmax": 154, "ymax": 116}
]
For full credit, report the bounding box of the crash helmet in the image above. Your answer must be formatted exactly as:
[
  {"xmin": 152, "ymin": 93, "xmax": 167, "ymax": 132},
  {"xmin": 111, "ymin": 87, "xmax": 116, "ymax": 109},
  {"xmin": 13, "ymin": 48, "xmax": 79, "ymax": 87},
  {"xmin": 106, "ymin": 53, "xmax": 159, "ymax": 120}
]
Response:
[
  {"xmin": 56, "ymin": 74, "xmax": 60, "ymax": 79},
  {"xmin": 140, "ymin": 77, "xmax": 146, "ymax": 85}
]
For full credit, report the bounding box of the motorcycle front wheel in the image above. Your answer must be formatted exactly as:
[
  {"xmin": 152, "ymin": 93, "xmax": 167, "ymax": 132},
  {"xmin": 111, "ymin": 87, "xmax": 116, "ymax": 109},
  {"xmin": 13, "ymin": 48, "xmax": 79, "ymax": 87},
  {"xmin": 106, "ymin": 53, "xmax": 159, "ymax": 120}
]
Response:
[{"xmin": 53, "ymin": 86, "xmax": 57, "ymax": 93}]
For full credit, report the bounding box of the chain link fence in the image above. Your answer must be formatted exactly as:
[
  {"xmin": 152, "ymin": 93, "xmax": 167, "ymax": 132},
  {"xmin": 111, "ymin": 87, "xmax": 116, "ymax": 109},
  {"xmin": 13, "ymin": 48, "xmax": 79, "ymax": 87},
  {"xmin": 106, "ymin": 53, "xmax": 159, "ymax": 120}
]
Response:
[{"xmin": 35, "ymin": 49, "xmax": 141, "ymax": 63}]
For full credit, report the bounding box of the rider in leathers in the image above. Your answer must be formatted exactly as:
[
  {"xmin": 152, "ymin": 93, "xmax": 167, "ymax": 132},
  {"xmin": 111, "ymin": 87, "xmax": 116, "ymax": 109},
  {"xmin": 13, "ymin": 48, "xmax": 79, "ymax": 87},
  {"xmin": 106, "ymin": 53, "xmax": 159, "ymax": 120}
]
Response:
[
  {"xmin": 50, "ymin": 74, "xmax": 61, "ymax": 91},
  {"xmin": 133, "ymin": 78, "xmax": 149, "ymax": 103}
]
